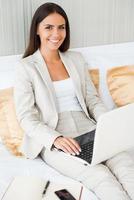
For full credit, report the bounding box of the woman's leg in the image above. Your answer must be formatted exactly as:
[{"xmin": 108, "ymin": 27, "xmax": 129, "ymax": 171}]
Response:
[
  {"xmin": 41, "ymin": 148, "xmax": 130, "ymax": 200},
  {"xmin": 106, "ymin": 151, "xmax": 134, "ymax": 199}
]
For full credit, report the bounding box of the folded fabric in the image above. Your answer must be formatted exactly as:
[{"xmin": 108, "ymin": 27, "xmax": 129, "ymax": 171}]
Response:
[{"xmin": 0, "ymin": 87, "xmax": 24, "ymax": 156}]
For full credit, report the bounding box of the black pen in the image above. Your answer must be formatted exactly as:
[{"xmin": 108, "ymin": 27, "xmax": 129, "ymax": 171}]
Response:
[{"xmin": 42, "ymin": 180, "xmax": 50, "ymax": 197}]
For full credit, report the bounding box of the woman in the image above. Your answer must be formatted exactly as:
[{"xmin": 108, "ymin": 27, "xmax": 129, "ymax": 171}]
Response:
[{"xmin": 14, "ymin": 2, "xmax": 134, "ymax": 199}]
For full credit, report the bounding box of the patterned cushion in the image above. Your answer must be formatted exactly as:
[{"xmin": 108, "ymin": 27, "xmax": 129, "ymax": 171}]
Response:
[
  {"xmin": 107, "ymin": 65, "xmax": 134, "ymax": 107},
  {"xmin": 0, "ymin": 88, "xmax": 24, "ymax": 156}
]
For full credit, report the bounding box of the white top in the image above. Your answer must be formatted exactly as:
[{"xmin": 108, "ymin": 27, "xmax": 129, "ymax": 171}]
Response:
[{"xmin": 53, "ymin": 78, "xmax": 82, "ymax": 113}]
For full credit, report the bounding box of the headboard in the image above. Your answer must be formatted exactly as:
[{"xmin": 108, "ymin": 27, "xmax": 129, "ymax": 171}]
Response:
[{"xmin": 0, "ymin": 54, "xmax": 21, "ymax": 89}]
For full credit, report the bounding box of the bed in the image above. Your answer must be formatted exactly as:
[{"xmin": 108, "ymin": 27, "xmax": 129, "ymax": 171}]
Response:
[
  {"xmin": 0, "ymin": 42, "xmax": 134, "ymax": 199},
  {"xmin": 0, "ymin": 143, "xmax": 97, "ymax": 199}
]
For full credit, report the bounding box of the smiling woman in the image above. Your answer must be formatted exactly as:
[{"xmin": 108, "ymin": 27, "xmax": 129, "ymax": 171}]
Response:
[{"xmin": 13, "ymin": 2, "xmax": 134, "ymax": 200}]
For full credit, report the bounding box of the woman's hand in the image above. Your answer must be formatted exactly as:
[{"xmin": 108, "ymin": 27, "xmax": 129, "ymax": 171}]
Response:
[{"xmin": 53, "ymin": 136, "xmax": 81, "ymax": 155}]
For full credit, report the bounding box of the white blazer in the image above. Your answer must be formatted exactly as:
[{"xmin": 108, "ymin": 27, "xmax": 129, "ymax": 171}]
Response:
[{"xmin": 14, "ymin": 49, "xmax": 106, "ymax": 159}]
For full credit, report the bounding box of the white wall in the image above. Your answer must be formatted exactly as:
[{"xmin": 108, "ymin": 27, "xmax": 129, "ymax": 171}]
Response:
[{"xmin": 0, "ymin": 0, "xmax": 134, "ymax": 56}]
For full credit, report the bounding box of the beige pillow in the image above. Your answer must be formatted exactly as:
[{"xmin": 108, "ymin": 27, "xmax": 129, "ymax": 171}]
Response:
[
  {"xmin": 0, "ymin": 88, "xmax": 24, "ymax": 156},
  {"xmin": 89, "ymin": 69, "xmax": 99, "ymax": 91},
  {"xmin": 107, "ymin": 65, "xmax": 134, "ymax": 107}
]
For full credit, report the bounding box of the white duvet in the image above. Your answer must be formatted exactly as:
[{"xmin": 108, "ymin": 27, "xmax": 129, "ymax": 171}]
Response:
[{"xmin": 0, "ymin": 144, "xmax": 98, "ymax": 200}]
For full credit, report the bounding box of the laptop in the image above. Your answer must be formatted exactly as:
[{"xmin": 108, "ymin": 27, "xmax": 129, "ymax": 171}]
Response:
[{"xmin": 74, "ymin": 103, "xmax": 134, "ymax": 166}]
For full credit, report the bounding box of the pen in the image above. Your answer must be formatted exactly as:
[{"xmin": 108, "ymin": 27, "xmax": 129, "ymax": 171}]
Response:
[
  {"xmin": 42, "ymin": 180, "xmax": 50, "ymax": 197},
  {"xmin": 79, "ymin": 186, "xmax": 83, "ymax": 200}
]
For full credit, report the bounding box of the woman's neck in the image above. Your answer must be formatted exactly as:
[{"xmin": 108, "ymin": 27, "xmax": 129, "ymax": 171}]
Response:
[{"xmin": 40, "ymin": 48, "xmax": 60, "ymax": 63}]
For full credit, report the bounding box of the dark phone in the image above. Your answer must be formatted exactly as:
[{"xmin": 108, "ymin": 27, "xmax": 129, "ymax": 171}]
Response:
[{"xmin": 55, "ymin": 189, "xmax": 76, "ymax": 200}]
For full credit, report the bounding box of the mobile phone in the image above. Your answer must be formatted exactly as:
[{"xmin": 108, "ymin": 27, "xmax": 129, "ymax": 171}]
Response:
[{"xmin": 55, "ymin": 189, "xmax": 76, "ymax": 200}]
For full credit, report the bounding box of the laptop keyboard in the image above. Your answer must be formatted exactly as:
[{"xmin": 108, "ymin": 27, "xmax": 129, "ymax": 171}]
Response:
[
  {"xmin": 74, "ymin": 130, "xmax": 95, "ymax": 164},
  {"xmin": 75, "ymin": 140, "xmax": 94, "ymax": 164}
]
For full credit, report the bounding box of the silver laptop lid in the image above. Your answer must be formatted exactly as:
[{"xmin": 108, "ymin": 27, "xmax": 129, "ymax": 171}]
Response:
[{"xmin": 91, "ymin": 103, "xmax": 134, "ymax": 165}]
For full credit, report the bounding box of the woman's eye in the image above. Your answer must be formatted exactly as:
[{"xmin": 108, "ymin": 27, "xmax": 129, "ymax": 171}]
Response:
[
  {"xmin": 45, "ymin": 26, "xmax": 65, "ymax": 30},
  {"xmin": 45, "ymin": 26, "xmax": 52, "ymax": 30},
  {"xmin": 59, "ymin": 26, "xmax": 65, "ymax": 29}
]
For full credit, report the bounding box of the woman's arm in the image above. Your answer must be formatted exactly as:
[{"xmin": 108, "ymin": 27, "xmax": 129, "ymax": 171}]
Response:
[{"xmin": 14, "ymin": 61, "xmax": 62, "ymax": 150}]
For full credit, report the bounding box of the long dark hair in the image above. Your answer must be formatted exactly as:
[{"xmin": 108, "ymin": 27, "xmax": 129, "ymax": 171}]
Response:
[{"xmin": 23, "ymin": 2, "xmax": 70, "ymax": 58}]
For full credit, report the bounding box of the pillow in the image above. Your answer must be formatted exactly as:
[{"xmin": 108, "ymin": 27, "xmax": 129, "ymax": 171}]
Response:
[
  {"xmin": 88, "ymin": 69, "xmax": 99, "ymax": 91},
  {"xmin": 0, "ymin": 88, "xmax": 24, "ymax": 156},
  {"xmin": 107, "ymin": 65, "xmax": 134, "ymax": 107}
]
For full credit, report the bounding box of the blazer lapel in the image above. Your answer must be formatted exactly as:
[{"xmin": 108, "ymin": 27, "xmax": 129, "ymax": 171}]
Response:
[
  {"xmin": 60, "ymin": 52, "xmax": 89, "ymax": 116},
  {"xmin": 32, "ymin": 50, "xmax": 58, "ymax": 112}
]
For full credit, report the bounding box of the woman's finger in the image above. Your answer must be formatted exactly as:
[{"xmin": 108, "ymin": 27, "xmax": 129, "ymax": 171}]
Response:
[
  {"xmin": 68, "ymin": 137, "xmax": 81, "ymax": 152},
  {"xmin": 54, "ymin": 136, "xmax": 81, "ymax": 155},
  {"xmin": 63, "ymin": 138, "xmax": 81, "ymax": 155},
  {"xmin": 60, "ymin": 138, "xmax": 80, "ymax": 155}
]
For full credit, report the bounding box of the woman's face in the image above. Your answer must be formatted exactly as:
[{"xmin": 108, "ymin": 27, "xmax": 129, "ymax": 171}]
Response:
[{"xmin": 37, "ymin": 13, "xmax": 66, "ymax": 52}]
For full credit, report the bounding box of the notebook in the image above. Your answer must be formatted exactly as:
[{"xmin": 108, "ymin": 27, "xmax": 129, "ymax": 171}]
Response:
[
  {"xmin": 74, "ymin": 103, "xmax": 134, "ymax": 165},
  {"xmin": 1, "ymin": 176, "xmax": 82, "ymax": 200}
]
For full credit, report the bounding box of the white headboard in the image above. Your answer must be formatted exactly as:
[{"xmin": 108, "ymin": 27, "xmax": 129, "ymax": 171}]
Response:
[
  {"xmin": 0, "ymin": 42, "xmax": 134, "ymax": 109},
  {"xmin": 0, "ymin": 54, "xmax": 21, "ymax": 89}
]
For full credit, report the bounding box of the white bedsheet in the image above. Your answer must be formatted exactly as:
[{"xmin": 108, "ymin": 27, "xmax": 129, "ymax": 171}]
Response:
[{"xmin": 0, "ymin": 144, "xmax": 98, "ymax": 200}]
